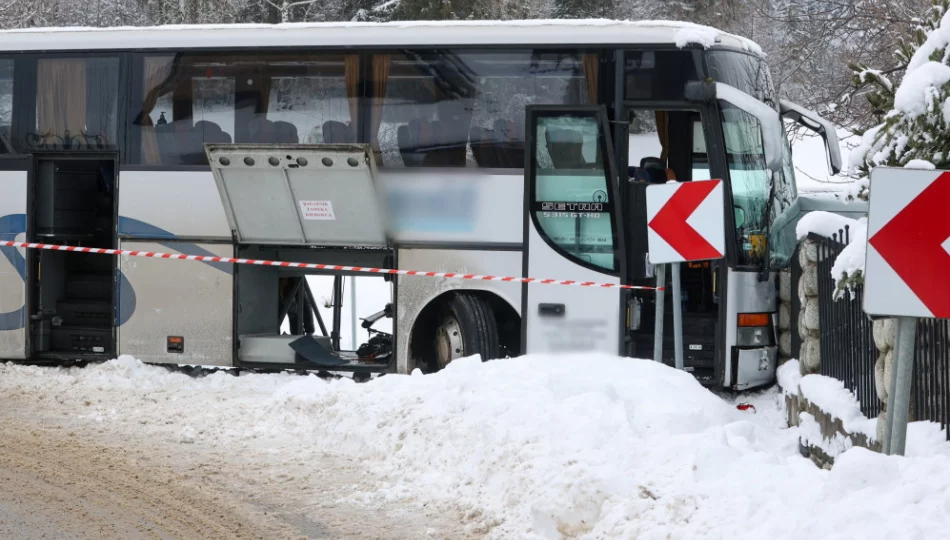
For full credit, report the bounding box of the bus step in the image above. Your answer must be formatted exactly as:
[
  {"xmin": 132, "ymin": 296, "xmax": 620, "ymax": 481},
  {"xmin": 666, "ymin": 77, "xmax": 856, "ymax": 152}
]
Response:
[
  {"xmin": 56, "ymin": 300, "xmax": 112, "ymax": 328},
  {"xmin": 50, "ymin": 326, "xmax": 111, "ymax": 354},
  {"xmin": 64, "ymin": 273, "xmax": 112, "ymax": 301}
]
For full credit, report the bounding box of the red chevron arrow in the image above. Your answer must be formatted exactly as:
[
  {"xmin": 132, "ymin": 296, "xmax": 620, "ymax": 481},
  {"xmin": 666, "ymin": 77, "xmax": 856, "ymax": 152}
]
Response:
[
  {"xmin": 868, "ymin": 171, "xmax": 950, "ymax": 318},
  {"xmin": 648, "ymin": 181, "xmax": 723, "ymax": 261}
]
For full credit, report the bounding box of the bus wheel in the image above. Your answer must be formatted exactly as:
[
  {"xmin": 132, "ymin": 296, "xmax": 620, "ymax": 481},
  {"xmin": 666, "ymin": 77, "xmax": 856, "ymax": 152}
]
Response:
[{"xmin": 433, "ymin": 293, "xmax": 500, "ymax": 370}]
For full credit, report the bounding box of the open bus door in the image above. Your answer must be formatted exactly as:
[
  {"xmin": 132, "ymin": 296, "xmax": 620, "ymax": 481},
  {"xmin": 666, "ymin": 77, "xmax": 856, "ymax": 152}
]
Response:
[
  {"xmin": 521, "ymin": 106, "xmax": 627, "ymax": 356},
  {"xmin": 205, "ymin": 144, "xmax": 394, "ymax": 372},
  {"xmin": 0, "ymin": 156, "xmax": 31, "ymax": 359}
]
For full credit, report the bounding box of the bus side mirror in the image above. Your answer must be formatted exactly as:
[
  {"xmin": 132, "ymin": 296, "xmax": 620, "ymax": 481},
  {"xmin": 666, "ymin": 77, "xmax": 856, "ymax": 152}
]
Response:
[{"xmin": 780, "ymin": 99, "xmax": 842, "ymax": 175}]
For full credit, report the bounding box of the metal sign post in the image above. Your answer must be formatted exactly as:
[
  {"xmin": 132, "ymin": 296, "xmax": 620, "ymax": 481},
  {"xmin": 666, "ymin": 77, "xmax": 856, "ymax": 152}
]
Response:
[
  {"xmin": 671, "ymin": 262, "xmax": 684, "ymax": 370},
  {"xmin": 887, "ymin": 316, "xmax": 917, "ymax": 455},
  {"xmin": 653, "ymin": 263, "xmax": 666, "ymax": 363},
  {"xmin": 350, "ymin": 277, "xmax": 358, "ymax": 349}
]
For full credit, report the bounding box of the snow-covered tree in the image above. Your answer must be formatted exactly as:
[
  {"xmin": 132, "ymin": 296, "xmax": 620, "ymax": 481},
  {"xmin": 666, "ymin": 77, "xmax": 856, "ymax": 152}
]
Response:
[{"xmin": 851, "ymin": 0, "xmax": 950, "ymax": 175}]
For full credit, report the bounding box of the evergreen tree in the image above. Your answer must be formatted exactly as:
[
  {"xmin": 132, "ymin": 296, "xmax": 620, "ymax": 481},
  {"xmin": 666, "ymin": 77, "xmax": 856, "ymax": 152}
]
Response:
[{"xmin": 851, "ymin": 0, "xmax": 950, "ymax": 174}]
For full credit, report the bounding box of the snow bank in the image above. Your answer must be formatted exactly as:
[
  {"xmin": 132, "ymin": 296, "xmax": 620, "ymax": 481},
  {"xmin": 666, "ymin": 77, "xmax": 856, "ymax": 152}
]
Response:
[
  {"xmin": 795, "ymin": 211, "xmax": 858, "ymax": 241},
  {"xmin": 799, "ymin": 374, "xmax": 877, "ymax": 440},
  {"xmin": 3, "ymin": 355, "xmax": 950, "ymax": 538},
  {"xmin": 776, "ymin": 359, "xmax": 801, "ymax": 396}
]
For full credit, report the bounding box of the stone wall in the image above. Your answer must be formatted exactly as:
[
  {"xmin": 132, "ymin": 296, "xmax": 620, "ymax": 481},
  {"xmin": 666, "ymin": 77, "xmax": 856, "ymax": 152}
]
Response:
[
  {"xmin": 784, "ymin": 390, "xmax": 881, "ymax": 469},
  {"xmin": 788, "ymin": 235, "xmax": 903, "ymax": 461}
]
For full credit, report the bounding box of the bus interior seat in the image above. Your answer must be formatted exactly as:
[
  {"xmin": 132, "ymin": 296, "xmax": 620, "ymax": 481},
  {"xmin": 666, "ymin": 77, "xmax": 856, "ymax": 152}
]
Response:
[
  {"xmin": 397, "ymin": 118, "xmax": 435, "ymax": 167},
  {"xmin": 469, "ymin": 125, "xmax": 494, "ymax": 167},
  {"xmin": 248, "ymin": 117, "xmax": 276, "ymax": 143},
  {"xmin": 322, "ymin": 120, "xmax": 354, "ymax": 143},
  {"xmin": 272, "ymin": 121, "xmax": 299, "ymax": 143},
  {"xmin": 545, "ymin": 128, "xmax": 587, "ymax": 169},
  {"xmin": 492, "ymin": 119, "xmax": 525, "ymax": 168},
  {"xmin": 155, "ymin": 119, "xmax": 231, "ymax": 165},
  {"xmin": 639, "ymin": 157, "xmax": 671, "ymax": 183}
]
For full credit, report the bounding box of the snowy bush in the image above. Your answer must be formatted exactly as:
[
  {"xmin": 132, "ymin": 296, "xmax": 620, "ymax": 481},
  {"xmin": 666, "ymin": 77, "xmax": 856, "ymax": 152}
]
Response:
[{"xmin": 851, "ymin": 0, "xmax": 950, "ymax": 174}]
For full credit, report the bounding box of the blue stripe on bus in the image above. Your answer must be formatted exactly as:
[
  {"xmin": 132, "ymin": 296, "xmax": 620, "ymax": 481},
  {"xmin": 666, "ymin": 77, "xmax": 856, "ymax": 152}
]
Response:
[
  {"xmin": 0, "ymin": 214, "xmax": 26, "ymax": 331},
  {"xmin": 0, "ymin": 214, "xmax": 231, "ymax": 331}
]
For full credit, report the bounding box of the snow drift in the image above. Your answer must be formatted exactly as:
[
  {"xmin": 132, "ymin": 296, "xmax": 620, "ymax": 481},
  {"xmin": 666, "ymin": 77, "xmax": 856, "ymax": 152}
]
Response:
[{"xmin": 2, "ymin": 354, "xmax": 950, "ymax": 538}]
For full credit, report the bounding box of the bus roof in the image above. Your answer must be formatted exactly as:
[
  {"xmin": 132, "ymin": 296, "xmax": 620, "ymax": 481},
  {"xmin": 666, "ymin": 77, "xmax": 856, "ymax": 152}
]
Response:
[{"xmin": 0, "ymin": 19, "xmax": 764, "ymax": 55}]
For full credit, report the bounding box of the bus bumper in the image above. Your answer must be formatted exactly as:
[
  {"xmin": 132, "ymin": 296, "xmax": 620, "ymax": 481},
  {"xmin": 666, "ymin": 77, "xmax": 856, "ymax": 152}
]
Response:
[{"xmin": 731, "ymin": 346, "xmax": 778, "ymax": 391}]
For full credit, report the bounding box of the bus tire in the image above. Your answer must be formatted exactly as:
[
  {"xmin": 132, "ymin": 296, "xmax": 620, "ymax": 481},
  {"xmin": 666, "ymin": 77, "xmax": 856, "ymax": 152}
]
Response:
[{"xmin": 434, "ymin": 292, "xmax": 500, "ymax": 370}]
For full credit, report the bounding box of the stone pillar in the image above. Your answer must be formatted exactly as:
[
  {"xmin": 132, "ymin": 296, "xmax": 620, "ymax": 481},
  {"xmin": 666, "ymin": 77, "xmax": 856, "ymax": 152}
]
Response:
[
  {"xmin": 798, "ymin": 239, "xmax": 821, "ymax": 374},
  {"xmin": 778, "ymin": 270, "xmax": 793, "ymax": 362}
]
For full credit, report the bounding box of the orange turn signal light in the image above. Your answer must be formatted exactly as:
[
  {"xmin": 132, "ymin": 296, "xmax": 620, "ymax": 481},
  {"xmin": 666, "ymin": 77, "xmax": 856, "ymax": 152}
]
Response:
[{"xmin": 738, "ymin": 313, "xmax": 770, "ymax": 327}]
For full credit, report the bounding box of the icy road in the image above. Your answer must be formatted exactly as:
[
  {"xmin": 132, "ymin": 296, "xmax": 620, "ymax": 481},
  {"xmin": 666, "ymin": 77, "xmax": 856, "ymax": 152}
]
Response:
[{"xmin": 1, "ymin": 355, "xmax": 949, "ymax": 539}]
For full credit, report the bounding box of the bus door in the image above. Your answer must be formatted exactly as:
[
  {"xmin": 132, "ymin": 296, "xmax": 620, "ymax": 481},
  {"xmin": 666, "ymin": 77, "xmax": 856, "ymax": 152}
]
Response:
[
  {"xmin": 522, "ymin": 106, "xmax": 626, "ymax": 356},
  {"xmin": 0, "ymin": 156, "xmax": 31, "ymax": 359},
  {"xmin": 622, "ymin": 108, "xmax": 722, "ymax": 382}
]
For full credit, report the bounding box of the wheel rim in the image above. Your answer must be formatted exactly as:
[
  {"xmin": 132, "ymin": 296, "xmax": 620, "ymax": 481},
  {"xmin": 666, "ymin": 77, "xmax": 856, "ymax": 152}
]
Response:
[{"xmin": 434, "ymin": 314, "xmax": 464, "ymax": 370}]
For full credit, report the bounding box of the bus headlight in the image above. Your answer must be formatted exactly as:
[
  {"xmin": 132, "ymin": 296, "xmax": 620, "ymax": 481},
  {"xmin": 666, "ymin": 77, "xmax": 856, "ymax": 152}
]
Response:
[{"xmin": 736, "ymin": 313, "xmax": 774, "ymax": 347}]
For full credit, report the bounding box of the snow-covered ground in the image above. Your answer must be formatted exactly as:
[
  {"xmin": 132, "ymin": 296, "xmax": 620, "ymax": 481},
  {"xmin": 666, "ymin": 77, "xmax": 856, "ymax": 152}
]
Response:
[{"xmin": 2, "ymin": 354, "xmax": 949, "ymax": 538}]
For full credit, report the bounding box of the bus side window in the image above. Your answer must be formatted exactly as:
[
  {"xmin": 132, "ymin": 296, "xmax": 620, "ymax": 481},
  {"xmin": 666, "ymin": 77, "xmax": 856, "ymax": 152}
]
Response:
[
  {"xmin": 0, "ymin": 59, "xmax": 12, "ymax": 154},
  {"xmin": 133, "ymin": 53, "xmax": 357, "ymax": 166},
  {"xmin": 531, "ymin": 114, "xmax": 616, "ymax": 272}
]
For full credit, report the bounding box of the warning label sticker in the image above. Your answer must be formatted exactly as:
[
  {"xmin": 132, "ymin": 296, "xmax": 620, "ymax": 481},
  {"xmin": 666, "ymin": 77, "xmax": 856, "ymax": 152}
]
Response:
[{"xmin": 299, "ymin": 200, "xmax": 336, "ymax": 221}]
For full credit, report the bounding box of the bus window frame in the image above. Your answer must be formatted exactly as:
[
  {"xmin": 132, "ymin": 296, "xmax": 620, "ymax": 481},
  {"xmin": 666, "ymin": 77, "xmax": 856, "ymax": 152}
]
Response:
[{"xmin": 524, "ymin": 104, "xmax": 625, "ymax": 278}]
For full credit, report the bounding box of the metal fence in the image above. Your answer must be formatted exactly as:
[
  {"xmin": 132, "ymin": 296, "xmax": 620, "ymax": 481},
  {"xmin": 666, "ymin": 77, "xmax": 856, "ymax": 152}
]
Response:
[
  {"xmin": 812, "ymin": 229, "xmax": 881, "ymax": 419},
  {"xmin": 913, "ymin": 319, "xmax": 950, "ymax": 439},
  {"xmin": 811, "ymin": 228, "xmax": 950, "ymax": 440}
]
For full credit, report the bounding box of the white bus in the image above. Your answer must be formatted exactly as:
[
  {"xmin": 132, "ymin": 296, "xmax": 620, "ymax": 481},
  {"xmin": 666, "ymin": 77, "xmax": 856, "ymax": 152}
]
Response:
[{"xmin": 0, "ymin": 20, "xmax": 841, "ymax": 389}]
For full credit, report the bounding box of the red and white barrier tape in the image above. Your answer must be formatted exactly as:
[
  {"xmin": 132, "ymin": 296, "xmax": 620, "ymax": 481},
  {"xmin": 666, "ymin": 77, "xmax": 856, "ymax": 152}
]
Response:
[{"xmin": 0, "ymin": 241, "xmax": 663, "ymax": 291}]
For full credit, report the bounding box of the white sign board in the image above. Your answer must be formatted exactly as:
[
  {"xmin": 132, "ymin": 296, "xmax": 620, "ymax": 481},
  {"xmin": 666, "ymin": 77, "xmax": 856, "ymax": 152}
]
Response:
[
  {"xmin": 299, "ymin": 200, "xmax": 336, "ymax": 221},
  {"xmin": 646, "ymin": 179, "xmax": 725, "ymax": 264},
  {"xmin": 864, "ymin": 167, "xmax": 950, "ymax": 318}
]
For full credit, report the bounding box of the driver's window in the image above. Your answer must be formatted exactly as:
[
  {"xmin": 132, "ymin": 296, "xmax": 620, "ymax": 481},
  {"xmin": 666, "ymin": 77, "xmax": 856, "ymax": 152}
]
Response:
[{"xmin": 627, "ymin": 109, "xmax": 705, "ymax": 184}]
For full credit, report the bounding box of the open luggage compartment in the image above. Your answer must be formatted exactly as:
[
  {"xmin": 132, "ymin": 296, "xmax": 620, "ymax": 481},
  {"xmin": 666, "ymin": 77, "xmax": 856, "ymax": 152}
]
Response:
[{"xmin": 206, "ymin": 144, "xmax": 394, "ymax": 373}]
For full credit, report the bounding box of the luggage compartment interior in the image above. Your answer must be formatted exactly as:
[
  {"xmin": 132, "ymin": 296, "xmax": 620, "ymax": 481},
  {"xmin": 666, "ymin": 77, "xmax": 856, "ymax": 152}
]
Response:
[
  {"xmin": 235, "ymin": 245, "xmax": 394, "ymax": 372},
  {"xmin": 30, "ymin": 158, "xmax": 117, "ymax": 360}
]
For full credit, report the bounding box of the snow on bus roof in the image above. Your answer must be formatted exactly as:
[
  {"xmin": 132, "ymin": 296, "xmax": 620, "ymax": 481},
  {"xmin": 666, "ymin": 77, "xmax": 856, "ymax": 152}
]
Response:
[{"xmin": 0, "ymin": 19, "xmax": 763, "ymax": 55}]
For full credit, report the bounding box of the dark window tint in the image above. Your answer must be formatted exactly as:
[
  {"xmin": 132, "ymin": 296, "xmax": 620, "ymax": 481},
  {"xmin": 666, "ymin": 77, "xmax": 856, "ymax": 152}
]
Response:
[
  {"xmin": 371, "ymin": 50, "xmax": 595, "ymax": 168},
  {"xmin": 624, "ymin": 50, "xmax": 699, "ymax": 101},
  {"xmin": 32, "ymin": 57, "xmax": 119, "ymax": 151},
  {"xmin": 0, "ymin": 59, "xmax": 12, "ymax": 154},
  {"xmin": 705, "ymin": 51, "xmax": 776, "ymax": 109},
  {"xmin": 133, "ymin": 53, "xmax": 358, "ymax": 165}
]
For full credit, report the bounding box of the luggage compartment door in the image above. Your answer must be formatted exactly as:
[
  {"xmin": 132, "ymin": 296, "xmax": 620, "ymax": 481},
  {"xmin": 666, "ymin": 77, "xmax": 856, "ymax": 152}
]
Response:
[{"xmin": 205, "ymin": 144, "xmax": 388, "ymax": 248}]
